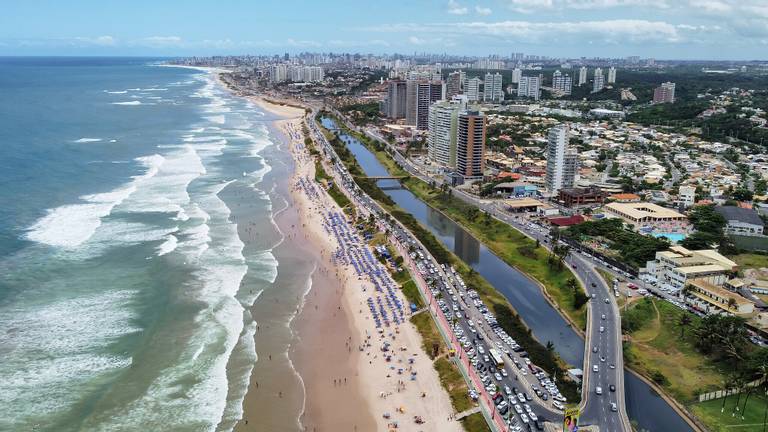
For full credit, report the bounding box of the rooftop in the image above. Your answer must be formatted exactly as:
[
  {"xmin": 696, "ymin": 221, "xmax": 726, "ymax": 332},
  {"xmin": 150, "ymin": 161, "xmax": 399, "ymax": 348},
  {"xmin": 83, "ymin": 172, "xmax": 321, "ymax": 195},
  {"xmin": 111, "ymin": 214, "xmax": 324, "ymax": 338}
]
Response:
[
  {"xmin": 604, "ymin": 202, "xmax": 686, "ymax": 220},
  {"xmin": 715, "ymin": 206, "xmax": 764, "ymax": 226}
]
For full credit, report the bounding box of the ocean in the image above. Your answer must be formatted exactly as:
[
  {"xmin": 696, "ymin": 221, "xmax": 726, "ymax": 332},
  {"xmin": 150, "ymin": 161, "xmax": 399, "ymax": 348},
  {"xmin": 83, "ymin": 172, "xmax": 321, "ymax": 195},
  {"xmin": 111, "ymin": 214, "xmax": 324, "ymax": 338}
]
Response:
[{"xmin": 0, "ymin": 57, "xmax": 290, "ymax": 431}]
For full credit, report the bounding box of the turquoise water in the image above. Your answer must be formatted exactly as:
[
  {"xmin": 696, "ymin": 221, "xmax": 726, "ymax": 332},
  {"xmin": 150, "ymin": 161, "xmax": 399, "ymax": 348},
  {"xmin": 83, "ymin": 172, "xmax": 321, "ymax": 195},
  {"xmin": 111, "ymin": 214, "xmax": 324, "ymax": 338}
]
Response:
[
  {"xmin": 653, "ymin": 232, "xmax": 687, "ymax": 243},
  {"xmin": 0, "ymin": 58, "xmax": 285, "ymax": 431}
]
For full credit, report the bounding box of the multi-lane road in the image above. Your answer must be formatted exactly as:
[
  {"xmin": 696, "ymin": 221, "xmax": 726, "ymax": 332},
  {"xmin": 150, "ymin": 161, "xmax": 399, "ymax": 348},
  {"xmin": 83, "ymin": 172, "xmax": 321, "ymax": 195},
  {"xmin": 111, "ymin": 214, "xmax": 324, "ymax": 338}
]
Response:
[{"xmin": 320, "ymin": 111, "xmax": 632, "ymax": 430}]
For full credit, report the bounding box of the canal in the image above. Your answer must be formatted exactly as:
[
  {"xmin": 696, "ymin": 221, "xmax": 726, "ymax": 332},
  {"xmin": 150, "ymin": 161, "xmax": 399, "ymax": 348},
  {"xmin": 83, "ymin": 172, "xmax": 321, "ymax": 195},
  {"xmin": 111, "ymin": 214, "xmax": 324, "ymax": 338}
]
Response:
[{"xmin": 323, "ymin": 118, "xmax": 694, "ymax": 432}]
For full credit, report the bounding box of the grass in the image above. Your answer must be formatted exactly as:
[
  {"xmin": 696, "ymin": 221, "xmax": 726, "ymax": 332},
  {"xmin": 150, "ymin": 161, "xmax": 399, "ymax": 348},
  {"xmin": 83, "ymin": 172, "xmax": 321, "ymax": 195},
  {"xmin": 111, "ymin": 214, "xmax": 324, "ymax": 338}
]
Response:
[
  {"xmin": 691, "ymin": 392, "xmax": 768, "ymax": 432},
  {"xmin": 460, "ymin": 412, "xmax": 493, "ymax": 432},
  {"xmin": 401, "ymin": 279, "xmax": 425, "ymax": 309},
  {"xmin": 731, "ymin": 253, "xmax": 768, "ymax": 270},
  {"xmin": 434, "ymin": 357, "xmax": 475, "ymax": 412},
  {"xmin": 411, "ymin": 312, "xmax": 444, "ymax": 360},
  {"xmin": 622, "ymin": 298, "xmax": 727, "ymax": 402}
]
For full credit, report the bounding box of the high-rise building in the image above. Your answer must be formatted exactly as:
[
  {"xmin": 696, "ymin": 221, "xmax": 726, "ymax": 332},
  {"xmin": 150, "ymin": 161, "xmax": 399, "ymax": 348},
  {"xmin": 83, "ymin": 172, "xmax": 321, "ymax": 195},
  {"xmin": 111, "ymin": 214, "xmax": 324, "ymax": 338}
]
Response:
[
  {"xmin": 483, "ymin": 72, "xmax": 504, "ymax": 103},
  {"xmin": 446, "ymin": 71, "xmax": 464, "ymax": 99},
  {"xmin": 511, "ymin": 68, "xmax": 522, "ymax": 84},
  {"xmin": 427, "ymin": 98, "xmax": 467, "ymax": 168},
  {"xmin": 386, "ymin": 80, "xmax": 407, "ymax": 119},
  {"xmin": 465, "ymin": 77, "xmax": 483, "ymax": 101},
  {"xmin": 592, "ymin": 68, "xmax": 605, "ymax": 93},
  {"xmin": 607, "ymin": 67, "xmax": 617, "ymax": 84},
  {"xmin": 456, "ymin": 111, "xmax": 486, "ymax": 180},
  {"xmin": 406, "ymin": 80, "xmax": 443, "ymax": 130},
  {"xmin": 517, "ymin": 76, "xmax": 541, "ymax": 100},
  {"xmin": 270, "ymin": 64, "xmax": 288, "ymax": 83},
  {"xmin": 578, "ymin": 66, "xmax": 587, "ymax": 86},
  {"xmin": 653, "ymin": 82, "xmax": 676, "ymax": 104},
  {"xmin": 545, "ymin": 125, "xmax": 578, "ymax": 193},
  {"xmin": 552, "ymin": 70, "xmax": 572, "ymax": 95}
]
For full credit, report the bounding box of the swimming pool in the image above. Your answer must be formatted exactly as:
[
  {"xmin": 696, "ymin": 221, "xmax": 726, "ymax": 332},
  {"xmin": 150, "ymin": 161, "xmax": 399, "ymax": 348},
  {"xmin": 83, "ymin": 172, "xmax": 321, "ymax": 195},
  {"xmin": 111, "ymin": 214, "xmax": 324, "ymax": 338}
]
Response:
[{"xmin": 653, "ymin": 232, "xmax": 687, "ymax": 243}]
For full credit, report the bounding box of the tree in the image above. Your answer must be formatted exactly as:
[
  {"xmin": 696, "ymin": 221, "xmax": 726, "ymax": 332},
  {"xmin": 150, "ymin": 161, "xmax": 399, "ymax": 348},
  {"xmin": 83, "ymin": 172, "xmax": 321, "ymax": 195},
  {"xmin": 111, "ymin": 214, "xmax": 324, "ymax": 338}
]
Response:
[
  {"xmin": 679, "ymin": 313, "xmax": 693, "ymax": 337},
  {"xmin": 728, "ymin": 297, "xmax": 738, "ymax": 311},
  {"xmin": 566, "ymin": 277, "xmax": 579, "ymax": 292}
]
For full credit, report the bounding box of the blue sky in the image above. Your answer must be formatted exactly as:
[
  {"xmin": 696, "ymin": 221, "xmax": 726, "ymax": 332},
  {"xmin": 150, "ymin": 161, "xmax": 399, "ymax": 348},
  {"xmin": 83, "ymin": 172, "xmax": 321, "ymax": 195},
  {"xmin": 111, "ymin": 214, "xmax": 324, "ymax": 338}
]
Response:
[{"xmin": 1, "ymin": 0, "xmax": 767, "ymax": 59}]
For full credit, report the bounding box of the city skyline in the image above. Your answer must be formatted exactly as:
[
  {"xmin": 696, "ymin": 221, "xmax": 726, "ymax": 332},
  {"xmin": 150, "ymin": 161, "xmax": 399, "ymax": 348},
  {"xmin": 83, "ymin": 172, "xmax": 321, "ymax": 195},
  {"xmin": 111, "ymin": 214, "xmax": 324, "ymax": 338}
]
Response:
[{"xmin": 2, "ymin": 0, "xmax": 768, "ymax": 59}]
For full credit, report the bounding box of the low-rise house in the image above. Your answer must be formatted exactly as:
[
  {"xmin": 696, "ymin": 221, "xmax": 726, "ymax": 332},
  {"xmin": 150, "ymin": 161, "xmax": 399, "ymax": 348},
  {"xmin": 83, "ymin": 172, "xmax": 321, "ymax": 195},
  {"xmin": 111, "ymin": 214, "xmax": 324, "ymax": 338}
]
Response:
[{"xmin": 714, "ymin": 206, "xmax": 765, "ymax": 237}]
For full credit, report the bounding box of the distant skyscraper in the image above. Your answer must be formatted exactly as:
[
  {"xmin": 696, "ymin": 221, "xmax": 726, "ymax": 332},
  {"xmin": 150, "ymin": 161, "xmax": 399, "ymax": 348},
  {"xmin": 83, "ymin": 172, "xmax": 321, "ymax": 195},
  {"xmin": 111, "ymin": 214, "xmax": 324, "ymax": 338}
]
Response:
[
  {"xmin": 428, "ymin": 98, "xmax": 467, "ymax": 168},
  {"xmin": 270, "ymin": 64, "xmax": 288, "ymax": 83},
  {"xmin": 578, "ymin": 66, "xmax": 587, "ymax": 86},
  {"xmin": 465, "ymin": 77, "xmax": 483, "ymax": 101},
  {"xmin": 511, "ymin": 68, "xmax": 522, "ymax": 84},
  {"xmin": 406, "ymin": 80, "xmax": 443, "ymax": 130},
  {"xmin": 592, "ymin": 68, "xmax": 605, "ymax": 93},
  {"xmin": 456, "ymin": 111, "xmax": 486, "ymax": 180},
  {"xmin": 552, "ymin": 70, "xmax": 572, "ymax": 95},
  {"xmin": 446, "ymin": 71, "xmax": 464, "ymax": 99},
  {"xmin": 517, "ymin": 76, "xmax": 541, "ymax": 100},
  {"xmin": 653, "ymin": 82, "xmax": 676, "ymax": 104},
  {"xmin": 545, "ymin": 125, "xmax": 578, "ymax": 193},
  {"xmin": 607, "ymin": 67, "xmax": 617, "ymax": 84},
  {"xmin": 483, "ymin": 72, "xmax": 504, "ymax": 103},
  {"xmin": 386, "ymin": 80, "xmax": 407, "ymax": 119}
]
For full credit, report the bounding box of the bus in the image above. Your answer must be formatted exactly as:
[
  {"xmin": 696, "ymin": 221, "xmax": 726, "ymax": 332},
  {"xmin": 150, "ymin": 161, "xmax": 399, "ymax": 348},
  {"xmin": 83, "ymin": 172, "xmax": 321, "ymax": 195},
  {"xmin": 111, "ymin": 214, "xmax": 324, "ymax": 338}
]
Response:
[{"xmin": 489, "ymin": 348, "xmax": 504, "ymax": 369}]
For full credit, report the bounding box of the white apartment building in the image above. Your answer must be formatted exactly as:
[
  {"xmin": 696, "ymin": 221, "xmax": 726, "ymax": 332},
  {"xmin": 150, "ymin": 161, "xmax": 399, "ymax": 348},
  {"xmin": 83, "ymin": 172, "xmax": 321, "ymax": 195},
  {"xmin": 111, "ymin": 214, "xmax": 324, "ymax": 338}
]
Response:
[
  {"xmin": 545, "ymin": 125, "xmax": 578, "ymax": 193},
  {"xmin": 466, "ymin": 77, "xmax": 483, "ymax": 101},
  {"xmin": 517, "ymin": 76, "xmax": 541, "ymax": 101},
  {"xmin": 592, "ymin": 68, "xmax": 605, "ymax": 93},
  {"xmin": 678, "ymin": 185, "xmax": 696, "ymax": 208},
  {"xmin": 552, "ymin": 70, "xmax": 572, "ymax": 95},
  {"xmin": 483, "ymin": 72, "xmax": 504, "ymax": 103},
  {"xmin": 578, "ymin": 66, "xmax": 587, "ymax": 86},
  {"xmin": 607, "ymin": 67, "xmax": 617, "ymax": 84},
  {"xmin": 511, "ymin": 68, "xmax": 522, "ymax": 84},
  {"xmin": 427, "ymin": 98, "xmax": 467, "ymax": 168}
]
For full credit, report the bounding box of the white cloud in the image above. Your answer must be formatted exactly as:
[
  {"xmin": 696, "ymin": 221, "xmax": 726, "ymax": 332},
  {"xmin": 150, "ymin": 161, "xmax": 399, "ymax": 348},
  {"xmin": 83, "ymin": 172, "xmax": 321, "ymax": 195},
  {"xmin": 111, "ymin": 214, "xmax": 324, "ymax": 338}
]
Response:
[
  {"xmin": 140, "ymin": 36, "xmax": 183, "ymax": 47},
  {"xmin": 73, "ymin": 35, "xmax": 116, "ymax": 46},
  {"xmin": 447, "ymin": 0, "xmax": 469, "ymax": 15},
  {"xmin": 475, "ymin": 5, "xmax": 493, "ymax": 15},
  {"xmin": 409, "ymin": 36, "xmax": 426, "ymax": 45}
]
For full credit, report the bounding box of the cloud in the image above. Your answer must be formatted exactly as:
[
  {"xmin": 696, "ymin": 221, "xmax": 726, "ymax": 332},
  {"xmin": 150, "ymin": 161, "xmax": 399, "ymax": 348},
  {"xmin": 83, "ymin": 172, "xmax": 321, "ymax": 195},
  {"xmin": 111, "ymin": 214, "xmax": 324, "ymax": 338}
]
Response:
[
  {"xmin": 73, "ymin": 35, "xmax": 116, "ymax": 46},
  {"xmin": 447, "ymin": 0, "xmax": 469, "ymax": 15},
  {"xmin": 140, "ymin": 36, "xmax": 183, "ymax": 47},
  {"xmin": 475, "ymin": 5, "xmax": 493, "ymax": 15},
  {"xmin": 408, "ymin": 36, "xmax": 427, "ymax": 45}
]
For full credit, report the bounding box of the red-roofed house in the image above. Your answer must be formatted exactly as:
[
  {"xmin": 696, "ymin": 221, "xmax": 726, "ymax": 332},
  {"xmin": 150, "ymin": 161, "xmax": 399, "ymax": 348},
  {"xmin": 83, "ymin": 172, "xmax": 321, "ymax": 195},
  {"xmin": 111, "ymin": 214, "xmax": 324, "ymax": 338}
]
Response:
[
  {"xmin": 548, "ymin": 215, "xmax": 587, "ymax": 227},
  {"xmin": 496, "ymin": 172, "xmax": 522, "ymax": 181}
]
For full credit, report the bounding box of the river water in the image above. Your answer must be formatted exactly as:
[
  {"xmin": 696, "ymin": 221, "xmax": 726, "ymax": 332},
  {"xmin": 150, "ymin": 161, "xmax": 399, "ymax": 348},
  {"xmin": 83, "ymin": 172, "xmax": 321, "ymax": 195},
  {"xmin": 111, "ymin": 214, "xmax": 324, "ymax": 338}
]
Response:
[{"xmin": 322, "ymin": 118, "xmax": 695, "ymax": 432}]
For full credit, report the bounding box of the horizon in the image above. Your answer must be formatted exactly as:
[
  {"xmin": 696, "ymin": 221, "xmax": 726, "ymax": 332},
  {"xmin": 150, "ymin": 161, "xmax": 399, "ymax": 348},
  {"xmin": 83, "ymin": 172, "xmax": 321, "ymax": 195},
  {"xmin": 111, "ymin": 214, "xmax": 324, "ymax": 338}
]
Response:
[{"xmin": 3, "ymin": 0, "xmax": 768, "ymax": 60}]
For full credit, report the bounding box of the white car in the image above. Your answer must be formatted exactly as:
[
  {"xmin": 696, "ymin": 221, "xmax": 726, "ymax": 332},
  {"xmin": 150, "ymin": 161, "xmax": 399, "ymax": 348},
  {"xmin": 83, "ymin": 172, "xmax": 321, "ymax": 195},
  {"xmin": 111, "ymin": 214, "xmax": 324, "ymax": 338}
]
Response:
[
  {"xmin": 495, "ymin": 373, "xmax": 503, "ymax": 382},
  {"xmin": 596, "ymin": 386, "xmax": 603, "ymax": 395},
  {"xmin": 520, "ymin": 414, "xmax": 529, "ymax": 424},
  {"xmin": 593, "ymin": 364, "xmax": 599, "ymax": 373}
]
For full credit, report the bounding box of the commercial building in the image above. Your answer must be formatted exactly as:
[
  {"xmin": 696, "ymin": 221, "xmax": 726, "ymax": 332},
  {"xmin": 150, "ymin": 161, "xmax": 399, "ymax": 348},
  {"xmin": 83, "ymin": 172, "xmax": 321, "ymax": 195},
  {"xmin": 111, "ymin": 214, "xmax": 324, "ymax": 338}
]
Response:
[
  {"xmin": 493, "ymin": 181, "xmax": 539, "ymax": 197},
  {"xmin": 483, "ymin": 72, "xmax": 504, "ymax": 103},
  {"xmin": 715, "ymin": 206, "xmax": 765, "ymax": 237},
  {"xmin": 406, "ymin": 80, "xmax": 443, "ymax": 130},
  {"xmin": 385, "ymin": 80, "xmax": 407, "ymax": 119},
  {"xmin": 552, "ymin": 70, "xmax": 572, "ymax": 95},
  {"xmin": 603, "ymin": 202, "xmax": 687, "ymax": 231},
  {"xmin": 653, "ymin": 82, "xmax": 676, "ymax": 104},
  {"xmin": 645, "ymin": 246, "xmax": 738, "ymax": 291},
  {"xmin": 592, "ymin": 68, "xmax": 605, "ymax": 93},
  {"xmin": 558, "ymin": 187, "xmax": 606, "ymax": 207},
  {"xmin": 455, "ymin": 111, "xmax": 486, "ymax": 181},
  {"xmin": 465, "ymin": 77, "xmax": 483, "ymax": 101},
  {"xmin": 517, "ymin": 76, "xmax": 541, "ymax": 100},
  {"xmin": 427, "ymin": 98, "xmax": 467, "ymax": 168},
  {"xmin": 545, "ymin": 125, "xmax": 578, "ymax": 193},
  {"xmin": 578, "ymin": 66, "xmax": 587, "ymax": 86},
  {"xmin": 607, "ymin": 67, "xmax": 617, "ymax": 84}
]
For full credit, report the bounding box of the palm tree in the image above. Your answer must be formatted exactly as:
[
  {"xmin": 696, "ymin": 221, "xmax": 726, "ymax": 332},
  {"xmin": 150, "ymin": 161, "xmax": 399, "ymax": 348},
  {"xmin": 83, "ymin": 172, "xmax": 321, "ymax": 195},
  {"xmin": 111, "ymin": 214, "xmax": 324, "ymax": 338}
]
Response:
[
  {"xmin": 679, "ymin": 314, "xmax": 693, "ymax": 337},
  {"xmin": 728, "ymin": 297, "xmax": 738, "ymax": 312},
  {"xmin": 566, "ymin": 277, "xmax": 579, "ymax": 293}
]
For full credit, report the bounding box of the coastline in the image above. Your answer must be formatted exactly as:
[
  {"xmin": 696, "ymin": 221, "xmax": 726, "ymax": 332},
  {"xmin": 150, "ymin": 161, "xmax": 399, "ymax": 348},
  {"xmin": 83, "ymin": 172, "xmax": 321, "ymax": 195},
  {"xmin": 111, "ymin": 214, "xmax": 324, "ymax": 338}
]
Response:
[{"xmin": 238, "ymin": 90, "xmax": 463, "ymax": 431}]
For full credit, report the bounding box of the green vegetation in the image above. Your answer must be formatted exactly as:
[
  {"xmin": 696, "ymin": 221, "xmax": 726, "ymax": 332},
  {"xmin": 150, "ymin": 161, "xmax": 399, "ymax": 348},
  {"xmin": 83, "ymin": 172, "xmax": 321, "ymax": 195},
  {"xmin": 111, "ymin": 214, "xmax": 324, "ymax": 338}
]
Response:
[
  {"xmin": 317, "ymin": 112, "xmax": 582, "ymax": 403},
  {"xmin": 314, "ymin": 159, "xmax": 352, "ymax": 209},
  {"xmin": 563, "ymin": 218, "xmax": 670, "ymax": 268},
  {"xmin": 411, "ymin": 312, "xmax": 444, "ymax": 360},
  {"xmin": 731, "ymin": 253, "xmax": 768, "ymax": 269},
  {"xmin": 622, "ymin": 298, "xmax": 726, "ymax": 402},
  {"xmin": 340, "ymin": 102, "xmax": 381, "ymax": 126},
  {"xmin": 681, "ymin": 204, "xmax": 735, "ymax": 254},
  {"xmin": 460, "ymin": 412, "xmax": 492, "ymax": 432},
  {"xmin": 434, "ymin": 357, "xmax": 475, "ymax": 412},
  {"xmin": 692, "ymin": 392, "xmax": 768, "ymax": 432},
  {"xmin": 401, "ymin": 280, "xmax": 424, "ymax": 309}
]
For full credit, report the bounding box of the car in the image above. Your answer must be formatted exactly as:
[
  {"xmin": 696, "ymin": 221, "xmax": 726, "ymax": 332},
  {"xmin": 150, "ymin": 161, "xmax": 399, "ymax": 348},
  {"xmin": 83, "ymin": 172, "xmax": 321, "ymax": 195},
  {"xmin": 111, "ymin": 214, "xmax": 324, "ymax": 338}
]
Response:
[
  {"xmin": 553, "ymin": 401, "xmax": 564, "ymax": 410},
  {"xmin": 611, "ymin": 402, "xmax": 618, "ymax": 412},
  {"xmin": 599, "ymin": 326, "xmax": 605, "ymax": 333},
  {"xmin": 591, "ymin": 282, "xmax": 597, "ymax": 288},
  {"xmin": 504, "ymin": 385, "xmax": 512, "ymax": 396},
  {"xmin": 495, "ymin": 373, "xmax": 503, "ymax": 381},
  {"xmin": 517, "ymin": 393, "xmax": 525, "ymax": 403},
  {"xmin": 604, "ymin": 298, "xmax": 609, "ymax": 303},
  {"xmin": 609, "ymin": 363, "xmax": 616, "ymax": 369},
  {"xmin": 514, "ymin": 404, "xmax": 524, "ymax": 414},
  {"xmin": 520, "ymin": 414, "xmax": 529, "ymax": 424},
  {"xmin": 609, "ymin": 384, "xmax": 616, "ymax": 392},
  {"xmin": 591, "ymin": 293, "xmax": 596, "ymax": 299},
  {"xmin": 501, "ymin": 369, "xmax": 508, "ymax": 377},
  {"xmin": 601, "ymin": 314, "xmax": 606, "ymax": 320},
  {"xmin": 596, "ymin": 386, "xmax": 603, "ymax": 395},
  {"xmin": 600, "ymin": 356, "xmax": 606, "ymax": 362},
  {"xmin": 593, "ymin": 364, "xmax": 599, "ymax": 373},
  {"xmin": 529, "ymin": 412, "xmax": 538, "ymax": 422},
  {"xmin": 592, "ymin": 346, "xmax": 598, "ymax": 353},
  {"xmin": 524, "ymin": 393, "xmax": 532, "ymax": 401}
]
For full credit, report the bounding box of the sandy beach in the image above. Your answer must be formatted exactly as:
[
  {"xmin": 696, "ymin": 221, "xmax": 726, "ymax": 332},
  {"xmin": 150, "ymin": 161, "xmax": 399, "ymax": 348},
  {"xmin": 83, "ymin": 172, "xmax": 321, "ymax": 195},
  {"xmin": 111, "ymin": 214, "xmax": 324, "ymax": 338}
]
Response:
[{"xmin": 261, "ymin": 95, "xmax": 462, "ymax": 431}]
